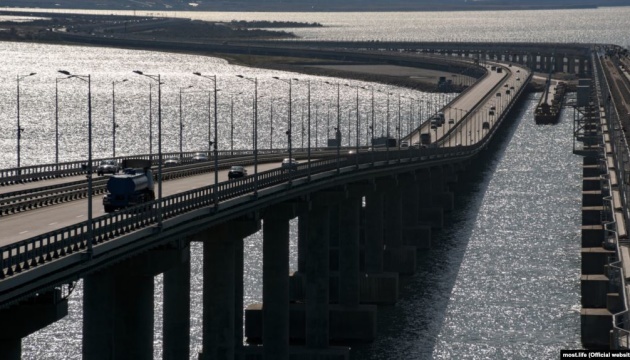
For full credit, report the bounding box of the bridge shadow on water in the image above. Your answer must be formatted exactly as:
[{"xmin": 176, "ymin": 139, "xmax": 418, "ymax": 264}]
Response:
[{"xmin": 349, "ymin": 98, "xmax": 530, "ymax": 360}]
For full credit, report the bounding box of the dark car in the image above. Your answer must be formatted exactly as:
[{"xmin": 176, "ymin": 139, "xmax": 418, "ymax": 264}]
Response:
[
  {"xmin": 192, "ymin": 152, "xmax": 209, "ymax": 162},
  {"xmin": 281, "ymin": 158, "xmax": 299, "ymax": 170},
  {"xmin": 228, "ymin": 165, "xmax": 247, "ymax": 179},
  {"xmin": 96, "ymin": 159, "xmax": 120, "ymax": 176}
]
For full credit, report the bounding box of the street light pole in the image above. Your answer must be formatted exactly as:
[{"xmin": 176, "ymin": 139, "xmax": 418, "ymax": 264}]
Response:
[
  {"xmin": 272, "ymin": 77, "xmax": 296, "ymax": 167},
  {"xmin": 179, "ymin": 85, "xmax": 193, "ymax": 157},
  {"xmin": 193, "ymin": 72, "xmax": 220, "ymax": 209},
  {"xmin": 58, "ymin": 70, "xmax": 93, "ymax": 257},
  {"xmin": 237, "ymin": 75, "xmax": 259, "ymax": 196},
  {"xmin": 16, "ymin": 73, "xmax": 36, "ymax": 177},
  {"xmin": 307, "ymin": 80, "xmax": 312, "ymax": 180},
  {"xmin": 325, "ymin": 81, "xmax": 342, "ymax": 173},
  {"xmin": 134, "ymin": 70, "xmax": 163, "ymax": 228},
  {"xmin": 149, "ymin": 82, "xmax": 153, "ymax": 158},
  {"xmin": 270, "ymin": 99, "xmax": 274, "ymax": 150},
  {"xmin": 55, "ymin": 77, "xmax": 60, "ymax": 172},
  {"xmin": 112, "ymin": 79, "xmax": 127, "ymax": 159}
]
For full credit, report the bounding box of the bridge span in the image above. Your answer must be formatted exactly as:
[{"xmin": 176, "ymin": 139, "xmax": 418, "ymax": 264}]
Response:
[{"xmin": 0, "ymin": 54, "xmax": 530, "ymax": 359}]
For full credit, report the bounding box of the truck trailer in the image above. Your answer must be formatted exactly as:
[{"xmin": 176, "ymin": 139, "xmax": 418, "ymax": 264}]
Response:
[{"xmin": 103, "ymin": 159, "xmax": 155, "ymax": 213}]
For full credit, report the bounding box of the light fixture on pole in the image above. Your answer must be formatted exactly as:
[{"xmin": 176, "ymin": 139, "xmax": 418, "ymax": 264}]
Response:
[
  {"xmin": 55, "ymin": 75, "xmax": 73, "ymax": 173},
  {"xmin": 237, "ymin": 75, "xmax": 259, "ymax": 197},
  {"xmin": 16, "ymin": 72, "xmax": 36, "ymax": 178},
  {"xmin": 345, "ymin": 84, "xmax": 360, "ymax": 168},
  {"xmin": 134, "ymin": 70, "xmax": 164, "ymax": 228},
  {"xmin": 325, "ymin": 81, "xmax": 341, "ymax": 173},
  {"xmin": 58, "ymin": 70, "xmax": 94, "ymax": 257},
  {"xmin": 112, "ymin": 79, "xmax": 128, "ymax": 158},
  {"xmin": 193, "ymin": 72, "xmax": 220, "ymax": 209},
  {"xmin": 272, "ymin": 76, "xmax": 298, "ymax": 181},
  {"xmin": 179, "ymin": 85, "xmax": 193, "ymax": 157}
]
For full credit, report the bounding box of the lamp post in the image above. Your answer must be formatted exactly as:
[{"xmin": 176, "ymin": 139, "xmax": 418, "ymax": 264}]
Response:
[
  {"xmin": 306, "ymin": 80, "xmax": 312, "ymax": 180},
  {"xmin": 272, "ymin": 77, "xmax": 297, "ymax": 174},
  {"xmin": 149, "ymin": 83, "xmax": 153, "ymax": 157},
  {"xmin": 134, "ymin": 70, "xmax": 163, "ymax": 228},
  {"xmin": 325, "ymin": 81, "xmax": 341, "ymax": 173},
  {"xmin": 193, "ymin": 72, "xmax": 220, "ymax": 209},
  {"xmin": 16, "ymin": 72, "xmax": 36, "ymax": 176},
  {"xmin": 112, "ymin": 79, "xmax": 128, "ymax": 158},
  {"xmin": 179, "ymin": 85, "xmax": 193, "ymax": 157},
  {"xmin": 58, "ymin": 70, "xmax": 94, "ymax": 257},
  {"xmin": 270, "ymin": 98, "xmax": 274, "ymax": 150},
  {"xmin": 237, "ymin": 75, "xmax": 259, "ymax": 196},
  {"xmin": 345, "ymin": 84, "xmax": 360, "ymax": 168},
  {"xmin": 55, "ymin": 76, "xmax": 72, "ymax": 172}
]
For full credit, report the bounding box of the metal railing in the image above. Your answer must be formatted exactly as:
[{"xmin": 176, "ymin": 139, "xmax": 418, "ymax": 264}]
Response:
[
  {"xmin": 0, "ymin": 62, "xmax": 530, "ymax": 306},
  {"xmin": 0, "ymin": 150, "xmax": 259, "ymax": 186},
  {"xmin": 593, "ymin": 50, "xmax": 630, "ymax": 349},
  {"xmin": 0, "ymin": 143, "xmax": 478, "ymax": 282}
]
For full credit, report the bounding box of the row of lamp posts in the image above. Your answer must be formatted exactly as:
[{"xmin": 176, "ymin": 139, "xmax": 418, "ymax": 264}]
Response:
[{"xmin": 14, "ymin": 72, "xmax": 454, "ymax": 258}]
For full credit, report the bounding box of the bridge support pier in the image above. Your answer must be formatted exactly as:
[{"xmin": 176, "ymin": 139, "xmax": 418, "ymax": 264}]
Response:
[
  {"xmin": 163, "ymin": 242, "xmax": 191, "ymax": 360},
  {"xmin": 84, "ymin": 247, "xmax": 185, "ymax": 360},
  {"xmin": 383, "ymin": 184, "xmax": 417, "ymax": 275},
  {"xmin": 304, "ymin": 196, "xmax": 348, "ymax": 357},
  {"xmin": 198, "ymin": 224, "xmax": 239, "ymax": 360},
  {"xmin": 363, "ymin": 188, "xmax": 399, "ymax": 304},
  {"xmin": 401, "ymin": 176, "xmax": 431, "ymax": 249},
  {"xmin": 0, "ymin": 289, "xmax": 68, "ymax": 360}
]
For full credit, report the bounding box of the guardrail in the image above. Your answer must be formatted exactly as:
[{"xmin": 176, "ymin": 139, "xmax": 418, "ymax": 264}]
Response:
[
  {"xmin": 594, "ymin": 50, "xmax": 630, "ymax": 349},
  {"xmin": 0, "ymin": 150, "xmax": 259, "ymax": 186},
  {"xmin": 0, "ymin": 151, "xmax": 344, "ymax": 216},
  {"xmin": 0, "ymin": 59, "xmax": 531, "ymax": 305},
  {"xmin": 0, "ymin": 142, "xmax": 482, "ymax": 283}
]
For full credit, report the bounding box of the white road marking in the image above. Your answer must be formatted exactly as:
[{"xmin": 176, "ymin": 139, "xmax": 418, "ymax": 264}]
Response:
[
  {"xmin": 19, "ymin": 231, "xmax": 29, "ymax": 235},
  {"xmin": 49, "ymin": 222, "xmax": 58, "ymax": 226}
]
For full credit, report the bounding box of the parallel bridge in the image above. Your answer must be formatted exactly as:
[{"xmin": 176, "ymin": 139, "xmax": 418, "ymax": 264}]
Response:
[{"xmin": 1, "ymin": 40, "xmax": 602, "ymax": 359}]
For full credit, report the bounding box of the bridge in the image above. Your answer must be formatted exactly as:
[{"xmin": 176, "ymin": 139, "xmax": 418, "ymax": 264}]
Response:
[{"xmin": 2, "ymin": 39, "xmax": 618, "ymax": 359}]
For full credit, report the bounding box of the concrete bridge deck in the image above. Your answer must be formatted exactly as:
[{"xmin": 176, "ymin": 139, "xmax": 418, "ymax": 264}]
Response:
[{"xmin": 0, "ymin": 47, "xmax": 532, "ymax": 359}]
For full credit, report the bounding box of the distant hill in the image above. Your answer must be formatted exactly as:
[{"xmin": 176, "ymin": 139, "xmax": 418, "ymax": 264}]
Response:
[{"xmin": 2, "ymin": 0, "xmax": 629, "ymax": 11}]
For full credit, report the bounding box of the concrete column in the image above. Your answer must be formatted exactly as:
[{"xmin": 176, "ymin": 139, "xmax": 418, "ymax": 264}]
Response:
[
  {"xmin": 306, "ymin": 202, "xmax": 330, "ymax": 349},
  {"xmin": 0, "ymin": 339, "xmax": 20, "ymax": 360},
  {"xmin": 83, "ymin": 256, "xmax": 156, "ymax": 360},
  {"xmin": 201, "ymin": 227, "xmax": 236, "ymax": 360},
  {"xmin": 384, "ymin": 187, "xmax": 403, "ymax": 248},
  {"xmin": 555, "ymin": 55, "xmax": 564, "ymax": 73},
  {"xmin": 262, "ymin": 205, "xmax": 294, "ymax": 360},
  {"xmin": 579, "ymin": 58, "xmax": 586, "ymax": 76},
  {"xmin": 0, "ymin": 289, "xmax": 67, "ymax": 360},
  {"xmin": 338, "ymin": 196, "xmax": 361, "ymax": 307},
  {"xmin": 163, "ymin": 243, "xmax": 191, "ymax": 360},
  {"xmin": 401, "ymin": 176, "xmax": 431, "ymax": 249},
  {"xmin": 234, "ymin": 235, "xmax": 245, "ymax": 352},
  {"xmin": 298, "ymin": 212, "xmax": 308, "ymax": 273},
  {"xmin": 364, "ymin": 190, "xmax": 383, "ymax": 274}
]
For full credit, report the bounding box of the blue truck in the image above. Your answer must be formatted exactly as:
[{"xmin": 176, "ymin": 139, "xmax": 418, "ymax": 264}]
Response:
[{"xmin": 103, "ymin": 159, "xmax": 155, "ymax": 213}]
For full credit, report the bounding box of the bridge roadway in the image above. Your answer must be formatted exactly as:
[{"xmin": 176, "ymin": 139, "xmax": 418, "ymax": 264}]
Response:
[
  {"xmin": 0, "ymin": 56, "xmax": 531, "ymax": 360},
  {"xmin": 0, "ymin": 161, "xmax": 276, "ymax": 246},
  {"xmin": 407, "ymin": 62, "xmax": 529, "ymax": 147},
  {"xmin": 0, "ymin": 61, "xmax": 529, "ymax": 249}
]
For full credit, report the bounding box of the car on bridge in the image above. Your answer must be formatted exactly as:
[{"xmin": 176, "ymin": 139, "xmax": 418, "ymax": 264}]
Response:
[
  {"xmin": 192, "ymin": 152, "xmax": 209, "ymax": 162},
  {"xmin": 163, "ymin": 157, "xmax": 180, "ymax": 167},
  {"xmin": 228, "ymin": 165, "xmax": 247, "ymax": 179},
  {"xmin": 281, "ymin": 158, "xmax": 299, "ymax": 170},
  {"xmin": 96, "ymin": 160, "xmax": 120, "ymax": 176}
]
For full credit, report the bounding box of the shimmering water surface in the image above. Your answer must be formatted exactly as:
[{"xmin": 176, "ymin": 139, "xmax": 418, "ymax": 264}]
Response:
[{"xmin": 0, "ymin": 7, "xmax": 604, "ymax": 359}]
